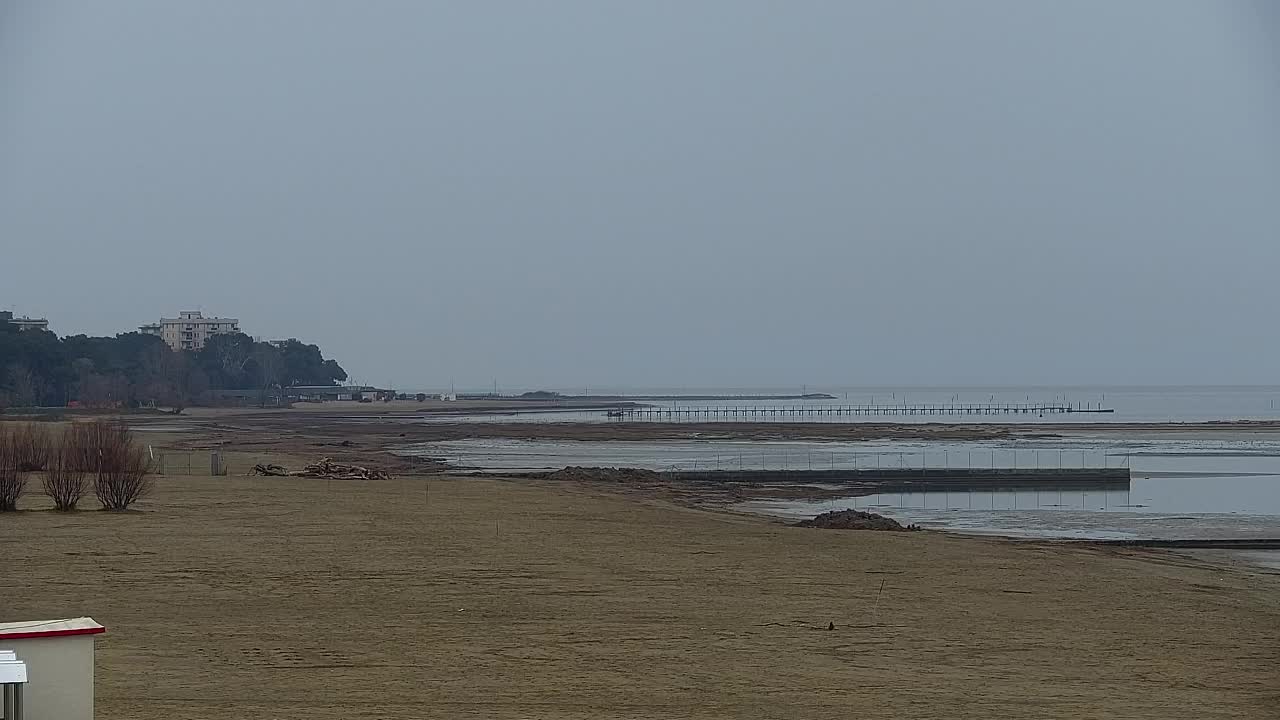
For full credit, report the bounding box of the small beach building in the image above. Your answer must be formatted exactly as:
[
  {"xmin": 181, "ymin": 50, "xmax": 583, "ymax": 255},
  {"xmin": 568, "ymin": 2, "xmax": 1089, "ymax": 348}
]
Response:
[
  {"xmin": 0, "ymin": 650, "xmax": 27, "ymax": 719},
  {"xmin": 0, "ymin": 618, "xmax": 104, "ymax": 720},
  {"xmin": 284, "ymin": 385, "xmax": 393, "ymax": 402}
]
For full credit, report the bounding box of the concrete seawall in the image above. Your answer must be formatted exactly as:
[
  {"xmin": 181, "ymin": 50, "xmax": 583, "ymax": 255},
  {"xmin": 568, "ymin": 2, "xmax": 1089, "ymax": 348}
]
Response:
[{"xmin": 666, "ymin": 468, "xmax": 1130, "ymax": 492}]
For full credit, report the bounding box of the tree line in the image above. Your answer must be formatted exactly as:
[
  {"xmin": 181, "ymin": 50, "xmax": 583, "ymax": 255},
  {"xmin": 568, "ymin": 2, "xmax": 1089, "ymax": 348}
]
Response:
[{"xmin": 0, "ymin": 324, "xmax": 347, "ymax": 410}]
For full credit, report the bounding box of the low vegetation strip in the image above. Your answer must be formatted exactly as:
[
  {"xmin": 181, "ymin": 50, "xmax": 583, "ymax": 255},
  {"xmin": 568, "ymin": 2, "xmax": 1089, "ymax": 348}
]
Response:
[{"xmin": 0, "ymin": 420, "xmax": 151, "ymax": 511}]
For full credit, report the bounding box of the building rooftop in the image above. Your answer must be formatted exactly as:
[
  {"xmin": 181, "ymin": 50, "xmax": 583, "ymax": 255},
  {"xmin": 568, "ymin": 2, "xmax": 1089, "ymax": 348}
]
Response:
[
  {"xmin": 2, "ymin": 312, "xmax": 48, "ymax": 322},
  {"xmin": 3, "ymin": 312, "xmax": 50, "ymax": 331},
  {"xmin": 0, "ymin": 649, "xmax": 26, "ymax": 684},
  {"xmin": 0, "ymin": 617, "xmax": 105, "ymax": 641},
  {"xmin": 161, "ymin": 314, "xmax": 238, "ymax": 323}
]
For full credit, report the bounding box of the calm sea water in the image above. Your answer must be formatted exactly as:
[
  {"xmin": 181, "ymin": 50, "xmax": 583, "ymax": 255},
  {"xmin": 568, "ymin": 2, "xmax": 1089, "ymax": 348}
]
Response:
[
  {"xmin": 406, "ymin": 435, "xmax": 1280, "ymax": 476},
  {"xmin": 413, "ymin": 385, "xmax": 1280, "ymax": 424},
  {"xmin": 400, "ymin": 430, "xmax": 1280, "ymax": 542},
  {"xmin": 396, "ymin": 386, "xmax": 1280, "ymax": 545}
]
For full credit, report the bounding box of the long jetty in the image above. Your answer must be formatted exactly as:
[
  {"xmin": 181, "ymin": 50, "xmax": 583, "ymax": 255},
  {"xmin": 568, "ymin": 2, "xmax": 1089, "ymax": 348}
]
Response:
[{"xmin": 612, "ymin": 403, "xmax": 1114, "ymax": 420}]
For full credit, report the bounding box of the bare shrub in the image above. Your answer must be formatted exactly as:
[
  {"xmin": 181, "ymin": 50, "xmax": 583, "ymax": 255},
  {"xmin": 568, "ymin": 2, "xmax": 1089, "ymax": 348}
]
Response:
[
  {"xmin": 64, "ymin": 422, "xmax": 91, "ymax": 471},
  {"xmin": 85, "ymin": 421, "xmax": 152, "ymax": 511},
  {"xmin": 13, "ymin": 423, "xmax": 52, "ymax": 471},
  {"xmin": 65, "ymin": 421, "xmax": 108, "ymax": 472},
  {"xmin": 0, "ymin": 425, "xmax": 25, "ymax": 511},
  {"xmin": 42, "ymin": 428, "xmax": 88, "ymax": 511}
]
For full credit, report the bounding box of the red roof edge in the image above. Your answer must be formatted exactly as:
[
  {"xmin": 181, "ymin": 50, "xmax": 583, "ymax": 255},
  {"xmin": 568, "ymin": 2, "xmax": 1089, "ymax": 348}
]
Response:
[{"xmin": 0, "ymin": 626, "xmax": 106, "ymax": 641}]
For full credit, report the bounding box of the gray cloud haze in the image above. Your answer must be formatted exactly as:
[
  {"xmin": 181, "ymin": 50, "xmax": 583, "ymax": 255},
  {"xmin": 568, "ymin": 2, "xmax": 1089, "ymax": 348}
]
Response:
[{"xmin": 2, "ymin": 1, "xmax": 1277, "ymax": 388}]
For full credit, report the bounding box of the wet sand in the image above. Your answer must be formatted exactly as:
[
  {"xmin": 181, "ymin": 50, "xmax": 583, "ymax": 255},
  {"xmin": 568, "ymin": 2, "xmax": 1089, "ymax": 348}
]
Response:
[{"xmin": 5, "ymin": 460, "xmax": 1280, "ymax": 718}]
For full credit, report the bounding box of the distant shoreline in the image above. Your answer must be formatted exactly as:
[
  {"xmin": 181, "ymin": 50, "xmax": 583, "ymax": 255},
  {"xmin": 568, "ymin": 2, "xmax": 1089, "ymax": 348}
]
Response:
[{"xmin": 559, "ymin": 393, "xmax": 838, "ymax": 402}]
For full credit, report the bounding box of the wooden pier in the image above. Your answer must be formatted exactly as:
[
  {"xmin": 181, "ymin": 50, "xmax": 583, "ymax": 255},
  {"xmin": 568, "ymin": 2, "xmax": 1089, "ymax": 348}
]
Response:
[{"xmin": 610, "ymin": 403, "xmax": 1114, "ymax": 421}]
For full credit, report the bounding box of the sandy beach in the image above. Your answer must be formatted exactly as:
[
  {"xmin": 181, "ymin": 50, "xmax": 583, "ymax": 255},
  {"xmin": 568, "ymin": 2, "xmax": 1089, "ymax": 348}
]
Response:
[{"xmin": 5, "ymin": 439, "xmax": 1280, "ymax": 718}]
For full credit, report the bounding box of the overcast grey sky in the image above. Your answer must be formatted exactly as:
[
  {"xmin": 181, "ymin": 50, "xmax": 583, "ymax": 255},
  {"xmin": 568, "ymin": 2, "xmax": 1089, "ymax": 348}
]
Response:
[{"xmin": 2, "ymin": 2, "xmax": 1277, "ymax": 389}]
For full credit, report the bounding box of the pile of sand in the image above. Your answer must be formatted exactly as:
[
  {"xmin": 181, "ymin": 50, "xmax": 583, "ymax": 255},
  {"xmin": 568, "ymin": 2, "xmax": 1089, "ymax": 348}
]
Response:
[{"xmin": 794, "ymin": 509, "xmax": 919, "ymax": 531}]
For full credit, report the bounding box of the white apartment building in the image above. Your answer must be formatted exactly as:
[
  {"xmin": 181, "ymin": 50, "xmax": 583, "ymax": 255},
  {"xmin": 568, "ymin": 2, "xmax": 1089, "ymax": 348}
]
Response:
[
  {"xmin": 0, "ymin": 311, "xmax": 49, "ymax": 332},
  {"xmin": 139, "ymin": 311, "xmax": 241, "ymax": 351}
]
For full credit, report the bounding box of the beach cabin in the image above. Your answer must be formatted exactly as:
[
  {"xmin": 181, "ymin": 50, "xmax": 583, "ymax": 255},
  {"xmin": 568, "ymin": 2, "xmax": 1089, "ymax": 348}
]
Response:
[
  {"xmin": 0, "ymin": 650, "xmax": 26, "ymax": 719},
  {"xmin": 0, "ymin": 618, "xmax": 104, "ymax": 720}
]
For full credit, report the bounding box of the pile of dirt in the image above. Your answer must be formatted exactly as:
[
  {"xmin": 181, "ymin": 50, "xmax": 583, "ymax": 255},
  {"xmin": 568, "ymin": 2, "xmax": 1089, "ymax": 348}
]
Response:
[
  {"xmin": 546, "ymin": 466, "xmax": 661, "ymax": 484},
  {"xmin": 794, "ymin": 509, "xmax": 920, "ymax": 531}
]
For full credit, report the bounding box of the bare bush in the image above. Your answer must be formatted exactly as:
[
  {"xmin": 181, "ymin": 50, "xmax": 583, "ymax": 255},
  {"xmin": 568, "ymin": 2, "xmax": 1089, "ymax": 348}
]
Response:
[
  {"xmin": 85, "ymin": 421, "xmax": 152, "ymax": 511},
  {"xmin": 65, "ymin": 422, "xmax": 102, "ymax": 472},
  {"xmin": 0, "ymin": 425, "xmax": 25, "ymax": 511},
  {"xmin": 13, "ymin": 423, "xmax": 52, "ymax": 471},
  {"xmin": 42, "ymin": 428, "xmax": 88, "ymax": 511}
]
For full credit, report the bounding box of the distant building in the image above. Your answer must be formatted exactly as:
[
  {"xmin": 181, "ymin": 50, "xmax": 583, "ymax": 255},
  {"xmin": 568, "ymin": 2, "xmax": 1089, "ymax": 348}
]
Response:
[
  {"xmin": 284, "ymin": 385, "xmax": 394, "ymax": 402},
  {"xmin": 139, "ymin": 310, "xmax": 240, "ymax": 351},
  {"xmin": 0, "ymin": 310, "xmax": 50, "ymax": 332}
]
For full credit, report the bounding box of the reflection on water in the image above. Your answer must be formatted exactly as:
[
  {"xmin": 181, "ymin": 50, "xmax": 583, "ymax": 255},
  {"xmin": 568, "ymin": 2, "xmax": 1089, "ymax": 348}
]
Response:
[
  {"xmin": 760, "ymin": 475, "xmax": 1280, "ymax": 516},
  {"xmin": 1235, "ymin": 551, "xmax": 1280, "ymax": 570},
  {"xmin": 737, "ymin": 502, "xmax": 1280, "ymax": 541},
  {"xmin": 737, "ymin": 471, "xmax": 1280, "ymax": 538},
  {"xmin": 808, "ymin": 488, "xmax": 1138, "ymax": 513},
  {"xmin": 401, "ymin": 434, "xmax": 1280, "ymax": 541},
  {"xmin": 405, "ymin": 435, "xmax": 1280, "ymax": 481},
  {"xmin": 407, "ymin": 437, "xmax": 1136, "ymax": 473},
  {"xmin": 738, "ymin": 474, "xmax": 1280, "ymax": 539}
]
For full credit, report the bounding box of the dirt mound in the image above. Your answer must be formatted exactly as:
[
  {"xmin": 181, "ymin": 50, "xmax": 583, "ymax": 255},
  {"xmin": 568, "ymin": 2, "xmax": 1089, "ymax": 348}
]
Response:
[
  {"xmin": 794, "ymin": 509, "xmax": 919, "ymax": 531},
  {"xmin": 546, "ymin": 466, "xmax": 661, "ymax": 483}
]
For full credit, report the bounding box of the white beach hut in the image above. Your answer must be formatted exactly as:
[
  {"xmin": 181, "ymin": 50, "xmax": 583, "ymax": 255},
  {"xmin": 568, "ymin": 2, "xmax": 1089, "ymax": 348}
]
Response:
[{"xmin": 0, "ymin": 618, "xmax": 105, "ymax": 720}]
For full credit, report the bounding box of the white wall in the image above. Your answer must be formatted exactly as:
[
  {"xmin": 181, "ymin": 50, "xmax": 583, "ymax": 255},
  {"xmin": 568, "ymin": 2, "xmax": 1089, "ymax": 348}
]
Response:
[{"xmin": 0, "ymin": 636, "xmax": 94, "ymax": 720}]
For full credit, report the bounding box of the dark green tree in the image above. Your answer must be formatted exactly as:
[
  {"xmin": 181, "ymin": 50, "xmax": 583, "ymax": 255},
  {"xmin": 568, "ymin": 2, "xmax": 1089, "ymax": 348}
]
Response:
[
  {"xmin": 275, "ymin": 339, "xmax": 347, "ymax": 387},
  {"xmin": 0, "ymin": 327, "xmax": 346, "ymax": 409}
]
